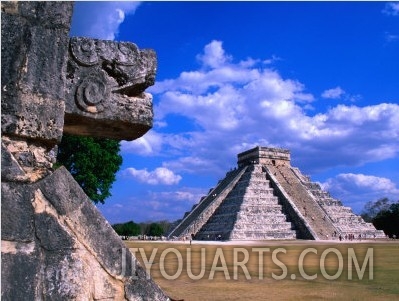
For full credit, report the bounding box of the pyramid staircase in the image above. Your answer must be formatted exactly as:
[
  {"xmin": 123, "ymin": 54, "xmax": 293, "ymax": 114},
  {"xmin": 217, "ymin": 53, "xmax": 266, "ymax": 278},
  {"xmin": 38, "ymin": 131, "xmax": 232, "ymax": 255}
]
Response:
[{"xmin": 195, "ymin": 164, "xmax": 296, "ymax": 240}]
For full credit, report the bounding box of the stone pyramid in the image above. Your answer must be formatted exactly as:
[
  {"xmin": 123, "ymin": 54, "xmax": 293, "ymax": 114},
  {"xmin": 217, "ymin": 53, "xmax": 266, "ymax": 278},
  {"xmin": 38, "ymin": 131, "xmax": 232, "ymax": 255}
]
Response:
[{"xmin": 168, "ymin": 146, "xmax": 385, "ymax": 240}]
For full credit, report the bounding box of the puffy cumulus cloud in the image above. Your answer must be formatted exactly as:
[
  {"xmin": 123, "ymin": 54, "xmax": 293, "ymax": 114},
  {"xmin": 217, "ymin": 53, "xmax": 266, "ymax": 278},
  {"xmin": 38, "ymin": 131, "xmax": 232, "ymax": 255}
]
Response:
[
  {"xmin": 121, "ymin": 130, "xmax": 163, "ymax": 156},
  {"xmin": 321, "ymin": 87, "xmax": 345, "ymax": 99},
  {"xmin": 196, "ymin": 40, "xmax": 232, "ymax": 69},
  {"xmin": 122, "ymin": 167, "xmax": 182, "ymax": 185},
  {"xmin": 321, "ymin": 173, "xmax": 399, "ymax": 212},
  {"xmin": 294, "ymin": 103, "xmax": 399, "ymax": 171},
  {"xmin": 383, "ymin": 2, "xmax": 399, "ymax": 16},
  {"xmin": 148, "ymin": 40, "xmax": 399, "ymax": 175},
  {"xmin": 70, "ymin": 2, "xmax": 140, "ymax": 40}
]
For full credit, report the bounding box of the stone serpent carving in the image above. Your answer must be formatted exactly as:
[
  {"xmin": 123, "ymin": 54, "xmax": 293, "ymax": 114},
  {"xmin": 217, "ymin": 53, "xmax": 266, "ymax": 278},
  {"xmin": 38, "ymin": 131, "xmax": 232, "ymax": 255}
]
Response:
[
  {"xmin": 68, "ymin": 37, "xmax": 156, "ymax": 114},
  {"xmin": 70, "ymin": 37, "xmax": 140, "ymax": 67},
  {"xmin": 75, "ymin": 71, "xmax": 109, "ymax": 113}
]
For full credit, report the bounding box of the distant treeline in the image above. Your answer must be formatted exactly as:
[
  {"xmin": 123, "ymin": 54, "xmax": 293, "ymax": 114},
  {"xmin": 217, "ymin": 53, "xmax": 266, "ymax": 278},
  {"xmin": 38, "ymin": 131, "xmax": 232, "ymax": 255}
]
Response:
[
  {"xmin": 112, "ymin": 220, "xmax": 175, "ymax": 237},
  {"xmin": 361, "ymin": 198, "xmax": 399, "ymax": 238}
]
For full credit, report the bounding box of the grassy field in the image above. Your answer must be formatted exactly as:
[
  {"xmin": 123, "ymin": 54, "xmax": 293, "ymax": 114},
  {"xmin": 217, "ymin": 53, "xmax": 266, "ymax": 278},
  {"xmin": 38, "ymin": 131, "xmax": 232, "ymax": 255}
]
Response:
[{"xmin": 125, "ymin": 240, "xmax": 399, "ymax": 301}]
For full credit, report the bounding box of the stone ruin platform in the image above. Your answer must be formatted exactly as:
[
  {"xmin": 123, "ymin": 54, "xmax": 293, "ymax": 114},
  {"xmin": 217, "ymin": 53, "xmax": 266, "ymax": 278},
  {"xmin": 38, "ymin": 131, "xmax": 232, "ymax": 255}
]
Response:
[{"xmin": 168, "ymin": 146, "xmax": 385, "ymax": 241}]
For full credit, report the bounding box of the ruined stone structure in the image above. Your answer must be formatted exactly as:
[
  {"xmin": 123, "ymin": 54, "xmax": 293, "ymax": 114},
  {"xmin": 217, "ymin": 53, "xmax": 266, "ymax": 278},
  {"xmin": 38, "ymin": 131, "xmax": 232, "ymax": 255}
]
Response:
[
  {"xmin": 2, "ymin": 2, "xmax": 168, "ymax": 300},
  {"xmin": 168, "ymin": 146, "xmax": 385, "ymax": 241}
]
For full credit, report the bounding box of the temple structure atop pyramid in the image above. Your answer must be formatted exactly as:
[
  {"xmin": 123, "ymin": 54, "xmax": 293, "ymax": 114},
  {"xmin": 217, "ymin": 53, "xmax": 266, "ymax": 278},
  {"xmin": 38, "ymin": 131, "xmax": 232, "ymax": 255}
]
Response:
[{"xmin": 168, "ymin": 146, "xmax": 385, "ymax": 241}]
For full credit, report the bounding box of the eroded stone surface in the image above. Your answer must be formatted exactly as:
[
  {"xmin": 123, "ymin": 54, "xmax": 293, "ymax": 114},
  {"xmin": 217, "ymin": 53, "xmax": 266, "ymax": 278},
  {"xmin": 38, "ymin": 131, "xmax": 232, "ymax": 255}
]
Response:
[
  {"xmin": 1, "ymin": 2, "xmax": 72, "ymax": 143},
  {"xmin": 2, "ymin": 168, "xmax": 168, "ymax": 300},
  {"xmin": 1, "ymin": 136, "xmax": 57, "ymax": 182},
  {"xmin": 1, "ymin": 1, "xmax": 168, "ymax": 300}
]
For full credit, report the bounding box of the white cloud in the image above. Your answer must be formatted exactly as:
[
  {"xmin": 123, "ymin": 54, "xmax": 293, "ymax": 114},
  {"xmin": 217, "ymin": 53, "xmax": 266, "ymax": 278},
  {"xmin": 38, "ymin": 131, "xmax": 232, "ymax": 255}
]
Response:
[
  {"xmin": 321, "ymin": 87, "xmax": 345, "ymax": 99},
  {"xmin": 123, "ymin": 167, "xmax": 182, "ymax": 185},
  {"xmin": 121, "ymin": 130, "xmax": 163, "ymax": 156},
  {"xmin": 196, "ymin": 40, "xmax": 232, "ymax": 68},
  {"xmin": 321, "ymin": 173, "xmax": 399, "ymax": 212},
  {"xmin": 70, "ymin": 2, "xmax": 141, "ymax": 40},
  {"xmin": 148, "ymin": 40, "xmax": 399, "ymax": 176},
  {"xmin": 321, "ymin": 87, "xmax": 361, "ymax": 102},
  {"xmin": 383, "ymin": 2, "xmax": 399, "ymax": 16}
]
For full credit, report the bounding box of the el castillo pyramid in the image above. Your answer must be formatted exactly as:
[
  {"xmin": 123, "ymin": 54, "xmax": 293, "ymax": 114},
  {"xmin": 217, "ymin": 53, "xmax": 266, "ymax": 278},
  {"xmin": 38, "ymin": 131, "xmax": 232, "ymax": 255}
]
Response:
[{"xmin": 168, "ymin": 146, "xmax": 385, "ymax": 240}]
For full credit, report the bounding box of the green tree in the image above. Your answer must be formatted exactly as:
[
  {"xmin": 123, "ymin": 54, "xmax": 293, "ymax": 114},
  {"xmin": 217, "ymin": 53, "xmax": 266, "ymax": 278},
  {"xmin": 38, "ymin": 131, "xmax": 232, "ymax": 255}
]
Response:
[
  {"xmin": 113, "ymin": 221, "xmax": 141, "ymax": 237},
  {"xmin": 147, "ymin": 222, "xmax": 164, "ymax": 236},
  {"xmin": 372, "ymin": 202, "xmax": 399, "ymax": 238},
  {"xmin": 158, "ymin": 220, "xmax": 172, "ymax": 235},
  {"xmin": 361, "ymin": 197, "xmax": 392, "ymax": 222},
  {"xmin": 56, "ymin": 134, "xmax": 122, "ymax": 204}
]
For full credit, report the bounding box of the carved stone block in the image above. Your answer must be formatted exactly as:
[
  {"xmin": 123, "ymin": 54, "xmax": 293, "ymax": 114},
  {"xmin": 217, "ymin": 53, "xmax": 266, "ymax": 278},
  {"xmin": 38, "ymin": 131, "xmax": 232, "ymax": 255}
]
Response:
[{"xmin": 64, "ymin": 37, "xmax": 157, "ymax": 140}]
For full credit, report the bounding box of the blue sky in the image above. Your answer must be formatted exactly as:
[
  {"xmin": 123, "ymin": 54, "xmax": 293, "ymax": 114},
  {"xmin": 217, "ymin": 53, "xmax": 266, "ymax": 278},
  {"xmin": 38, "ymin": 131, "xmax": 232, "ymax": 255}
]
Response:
[{"xmin": 70, "ymin": 1, "xmax": 399, "ymax": 224}]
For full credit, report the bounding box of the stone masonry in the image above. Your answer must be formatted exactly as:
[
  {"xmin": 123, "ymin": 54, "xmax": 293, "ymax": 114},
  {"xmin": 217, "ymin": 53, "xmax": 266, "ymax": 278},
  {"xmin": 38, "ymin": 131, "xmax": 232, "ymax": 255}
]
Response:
[
  {"xmin": 169, "ymin": 146, "xmax": 385, "ymax": 241},
  {"xmin": 1, "ymin": 2, "xmax": 168, "ymax": 300}
]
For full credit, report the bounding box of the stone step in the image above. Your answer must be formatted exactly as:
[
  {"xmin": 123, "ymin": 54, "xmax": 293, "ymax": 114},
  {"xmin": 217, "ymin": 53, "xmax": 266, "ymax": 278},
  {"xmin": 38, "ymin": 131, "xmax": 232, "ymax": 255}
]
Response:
[
  {"xmin": 230, "ymin": 231, "xmax": 296, "ymax": 240},
  {"xmin": 233, "ymin": 223, "xmax": 294, "ymax": 231},
  {"xmin": 216, "ymin": 206, "xmax": 286, "ymax": 215},
  {"xmin": 223, "ymin": 195, "xmax": 280, "ymax": 203},
  {"xmin": 210, "ymin": 211, "xmax": 288, "ymax": 219},
  {"xmin": 234, "ymin": 188, "xmax": 275, "ymax": 194}
]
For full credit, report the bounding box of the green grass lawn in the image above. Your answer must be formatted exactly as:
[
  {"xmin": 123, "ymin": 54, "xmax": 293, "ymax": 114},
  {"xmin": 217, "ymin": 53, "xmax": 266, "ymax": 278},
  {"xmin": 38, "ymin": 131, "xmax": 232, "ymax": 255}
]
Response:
[{"xmin": 125, "ymin": 240, "xmax": 399, "ymax": 301}]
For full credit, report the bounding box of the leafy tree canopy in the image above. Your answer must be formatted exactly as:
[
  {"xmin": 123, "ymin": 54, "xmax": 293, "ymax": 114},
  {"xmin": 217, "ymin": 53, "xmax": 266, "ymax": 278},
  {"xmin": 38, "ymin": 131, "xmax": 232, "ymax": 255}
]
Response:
[
  {"xmin": 361, "ymin": 198, "xmax": 399, "ymax": 238},
  {"xmin": 361, "ymin": 197, "xmax": 392, "ymax": 222},
  {"xmin": 147, "ymin": 222, "xmax": 164, "ymax": 237},
  {"xmin": 373, "ymin": 202, "xmax": 399, "ymax": 238},
  {"xmin": 113, "ymin": 221, "xmax": 141, "ymax": 236},
  {"xmin": 112, "ymin": 220, "xmax": 172, "ymax": 237},
  {"xmin": 56, "ymin": 134, "xmax": 122, "ymax": 204}
]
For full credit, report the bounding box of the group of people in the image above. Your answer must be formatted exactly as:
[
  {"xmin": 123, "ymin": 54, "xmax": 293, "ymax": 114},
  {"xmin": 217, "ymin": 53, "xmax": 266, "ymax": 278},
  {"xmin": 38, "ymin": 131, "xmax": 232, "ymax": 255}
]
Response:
[
  {"xmin": 337, "ymin": 232, "xmax": 377, "ymax": 241},
  {"xmin": 330, "ymin": 230, "xmax": 368, "ymax": 241},
  {"xmin": 339, "ymin": 233, "xmax": 360, "ymax": 241}
]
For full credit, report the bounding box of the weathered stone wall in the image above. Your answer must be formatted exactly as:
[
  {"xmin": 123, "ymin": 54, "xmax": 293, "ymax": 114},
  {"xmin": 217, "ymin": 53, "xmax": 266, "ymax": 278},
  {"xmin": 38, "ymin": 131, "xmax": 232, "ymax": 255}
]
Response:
[
  {"xmin": 1, "ymin": 167, "xmax": 167, "ymax": 300},
  {"xmin": 1, "ymin": 2, "xmax": 69, "ymax": 144},
  {"xmin": 1, "ymin": 2, "xmax": 168, "ymax": 300}
]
